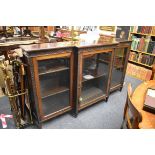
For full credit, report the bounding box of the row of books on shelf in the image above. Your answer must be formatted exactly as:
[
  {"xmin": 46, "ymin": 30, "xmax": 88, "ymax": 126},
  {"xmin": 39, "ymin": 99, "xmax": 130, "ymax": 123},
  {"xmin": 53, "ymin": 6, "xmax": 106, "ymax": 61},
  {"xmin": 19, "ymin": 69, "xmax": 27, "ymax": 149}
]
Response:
[
  {"xmin": 129, "ymin": 52, "xmax": 154, "ymax": 66},
  {"xmin": 130, "ymin": 26, "xmax": 155, "ymax": 35},
  {"xmin": 131, "ymin": 36, "xmax": 155, "ymax": 54},
  {"xmin": 126, "ymin": 63, "xmax": 152, "ymax": 81}
]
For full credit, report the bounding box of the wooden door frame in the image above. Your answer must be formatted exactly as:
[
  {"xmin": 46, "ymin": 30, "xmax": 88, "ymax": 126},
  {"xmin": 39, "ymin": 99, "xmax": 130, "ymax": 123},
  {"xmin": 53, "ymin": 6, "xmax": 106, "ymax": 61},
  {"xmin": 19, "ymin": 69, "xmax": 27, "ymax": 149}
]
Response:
[
  {"xmin": 78, "ymin": 48, "xmax": 114, "ymax": 110},
  {"xmin": 32, "ymin": 52, "xmax": 73, "ymax": 121},
  {"xmin": 110, "ymin": 44, "xmax": 131, "ymax": 92}
]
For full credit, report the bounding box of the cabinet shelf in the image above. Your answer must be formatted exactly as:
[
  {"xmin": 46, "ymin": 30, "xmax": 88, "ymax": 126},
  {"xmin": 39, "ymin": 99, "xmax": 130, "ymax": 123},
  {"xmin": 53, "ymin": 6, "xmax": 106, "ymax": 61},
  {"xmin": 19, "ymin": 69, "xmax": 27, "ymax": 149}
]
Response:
[
  {"xmin": 131, "ymin": 32, "xmax": 155, "ymax": 37},
  {"xmin": 82, "ymin": 62, "xmax": 109, "ymax": 82},
  {"xmin": 82, "ymin": 72, "xmax": 107, "ymax": 82},
  {"xmin": 80, "ymin": 87, "xmax": 104, "ymax": 105},
  {"xmin": 42, "ymin": 91, "xmax": 70, "ymax": 116},
  {"xmin": 111, "ymin": 69, "xmax": 123, "ymax": 89},
  {"xmin": 130, "ymin": 49, "xmax": 155, "ymax": 56},
  {"xmin": 39, "ymin": 66, "xmax": 69, "ymax": 75},
  {"xmin": 114, "ymin": 65, "xmax": 124, "ymax": 69},
  {"xmin": 98, "ymin": 59, "xmax": 109, "ymax": 64},
  {"xmin": 99, "ymin": 59, "xmax": 123, "ymax": 69},
  {"xmin": 41, "ymin": 86, "xmax": 69, "ymax": 99},
  {"xmin": 115, "ymin": 55, "xmax": 124, "ymax": 58},
  {"xmin": 128, "ymin": 60, "xmax": 152, "ymax": 68}
]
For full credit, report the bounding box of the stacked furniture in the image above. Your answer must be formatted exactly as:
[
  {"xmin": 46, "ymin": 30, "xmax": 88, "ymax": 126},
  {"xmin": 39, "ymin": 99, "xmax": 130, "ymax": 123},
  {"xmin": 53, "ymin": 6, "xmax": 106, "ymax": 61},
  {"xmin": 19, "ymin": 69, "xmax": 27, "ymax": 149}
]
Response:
[{"xmin": 21, "ymin": 39, "xmax": 131, "ymax": 128}]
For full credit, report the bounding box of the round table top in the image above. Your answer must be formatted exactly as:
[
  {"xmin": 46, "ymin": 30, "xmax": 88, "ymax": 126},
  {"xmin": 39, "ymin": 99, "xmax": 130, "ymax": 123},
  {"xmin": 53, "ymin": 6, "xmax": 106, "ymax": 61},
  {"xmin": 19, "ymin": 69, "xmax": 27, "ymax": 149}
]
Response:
[{"xmin": 132, "ymin": 80, "xmax": 155, "ymax": 129}]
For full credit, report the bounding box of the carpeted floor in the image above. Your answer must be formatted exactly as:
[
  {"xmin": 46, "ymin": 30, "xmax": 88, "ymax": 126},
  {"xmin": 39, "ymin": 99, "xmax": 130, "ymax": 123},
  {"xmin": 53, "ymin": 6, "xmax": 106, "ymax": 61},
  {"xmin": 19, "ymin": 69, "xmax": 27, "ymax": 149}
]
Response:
[{"xmin": 0, "ymin": 75, "xmax": 142, "ymax": 129}]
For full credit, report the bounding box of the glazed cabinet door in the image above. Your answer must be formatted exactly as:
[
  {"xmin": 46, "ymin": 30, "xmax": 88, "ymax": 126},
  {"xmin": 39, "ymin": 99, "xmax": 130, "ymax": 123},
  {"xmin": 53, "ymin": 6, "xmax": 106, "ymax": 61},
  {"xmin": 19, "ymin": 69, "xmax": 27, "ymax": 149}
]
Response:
[
  {"xmin": 78, "ymin": 50, "xmax": 113, "ymax": 109},
  {"xmin": 33, "ymin": 53, "xmax": 73, "ymax": 121},
  {"xmin": 110, "ymin": 47, "xmax": 128, "ymax": 91}
]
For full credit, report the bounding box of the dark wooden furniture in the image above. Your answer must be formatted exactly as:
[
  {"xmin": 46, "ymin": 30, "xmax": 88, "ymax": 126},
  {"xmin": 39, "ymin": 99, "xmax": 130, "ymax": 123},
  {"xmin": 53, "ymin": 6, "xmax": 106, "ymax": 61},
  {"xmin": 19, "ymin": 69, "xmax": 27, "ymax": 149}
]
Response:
[
  {"xmin": 151, "ymin": 64, "xmax": 155, "ymax": 80},
  {"xmin": 0, "ymin": 38, "xmax": 40, "ymax": 60},
  {"xmin": 21, "ymin": 42, "xmax": 75, "ymax": 128},
  {"xmin": 20, "ymin": 39, "xmax": 131, "ymax": 127},
  {"xmin": 98, "ymin": 37, "xmax": 131, "ymax": 93},
  {"xmin": 73, "ymin": 42, "xmax": 118, "ymax": 116},
  {"xmin": 131, "ymin": 80, "xmax": 155, "ymax": 128},
  {"xmin": 110, "ymin": 39, "xmax": 131, "ymax": 92},
  {"xmin": 121, "ymin": 83, "xmax": 142, "ymax": 129},
  {"xmin": 0, "ymin": 44, "xmax": 19, "ymax": 60}
]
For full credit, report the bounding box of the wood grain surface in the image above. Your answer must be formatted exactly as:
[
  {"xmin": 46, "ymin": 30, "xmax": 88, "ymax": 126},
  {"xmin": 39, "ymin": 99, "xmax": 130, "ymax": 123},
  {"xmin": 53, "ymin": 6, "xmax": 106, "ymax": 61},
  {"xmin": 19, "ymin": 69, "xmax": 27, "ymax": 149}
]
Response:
[{"xmin": 132, "ymin": 80, "xmax": 155, "ymax": 128}]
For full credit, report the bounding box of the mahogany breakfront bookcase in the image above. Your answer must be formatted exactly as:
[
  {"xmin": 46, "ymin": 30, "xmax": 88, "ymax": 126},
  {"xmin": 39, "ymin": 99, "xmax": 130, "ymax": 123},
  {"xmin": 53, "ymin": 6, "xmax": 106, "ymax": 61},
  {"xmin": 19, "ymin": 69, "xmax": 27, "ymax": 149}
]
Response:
[{"xmin": 21, "ymin": 39, "xmax": 131, "ymax": 128}]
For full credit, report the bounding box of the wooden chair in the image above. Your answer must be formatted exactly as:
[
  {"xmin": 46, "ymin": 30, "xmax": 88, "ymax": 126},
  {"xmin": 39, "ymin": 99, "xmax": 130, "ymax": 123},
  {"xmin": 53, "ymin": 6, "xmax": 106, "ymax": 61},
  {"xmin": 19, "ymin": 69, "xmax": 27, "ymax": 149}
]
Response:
[
  {"xmin": 150, "ymin": 64, "xmax": 155, "ymax": 80},
  {"xmin": 121, "ymin": 83, "xmax": 142, "ymax": 129}
]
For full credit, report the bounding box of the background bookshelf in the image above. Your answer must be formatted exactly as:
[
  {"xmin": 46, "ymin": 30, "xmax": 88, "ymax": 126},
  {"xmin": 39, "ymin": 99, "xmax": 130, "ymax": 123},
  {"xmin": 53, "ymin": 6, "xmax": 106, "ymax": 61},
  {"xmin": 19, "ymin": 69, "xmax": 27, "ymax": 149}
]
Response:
[
  {"xmin": 127, "ymin": 26, "xmax": 155, "ymax": 80},
  {"xmin": 126, "ymin": 63, "xmax": 152, "ymax": 81}
]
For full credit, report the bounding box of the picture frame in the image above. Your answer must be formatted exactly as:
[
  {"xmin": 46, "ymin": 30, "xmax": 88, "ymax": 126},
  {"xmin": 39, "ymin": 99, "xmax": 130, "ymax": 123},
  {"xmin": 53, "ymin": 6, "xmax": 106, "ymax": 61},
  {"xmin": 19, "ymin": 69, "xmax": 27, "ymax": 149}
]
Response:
[{"xmin": 99, "ymin": 26, "xmax": 115, "ymax": 32}]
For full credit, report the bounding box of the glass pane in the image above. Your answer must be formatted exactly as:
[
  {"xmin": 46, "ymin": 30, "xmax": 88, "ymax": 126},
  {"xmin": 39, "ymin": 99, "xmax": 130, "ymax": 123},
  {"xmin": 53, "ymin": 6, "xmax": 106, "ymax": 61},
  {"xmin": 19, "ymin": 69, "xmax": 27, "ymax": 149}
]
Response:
[
  {"xmin": 38, "ymin": 58, "xmax": 70, "ymax": 116},
  {"xmin": 80, "ymin": 52, "xmax": 111, "ymax": 105},
  {"xmin": 111, "ymin": 48, "xmax": 127, "ymax": 88},
  {"xmin": 38, "ymin": 58, "xmax": 69, "ymax": 75},
  {"xmin": 42, "ymin": 91, "xmax": 69, "ymax": 116}
]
